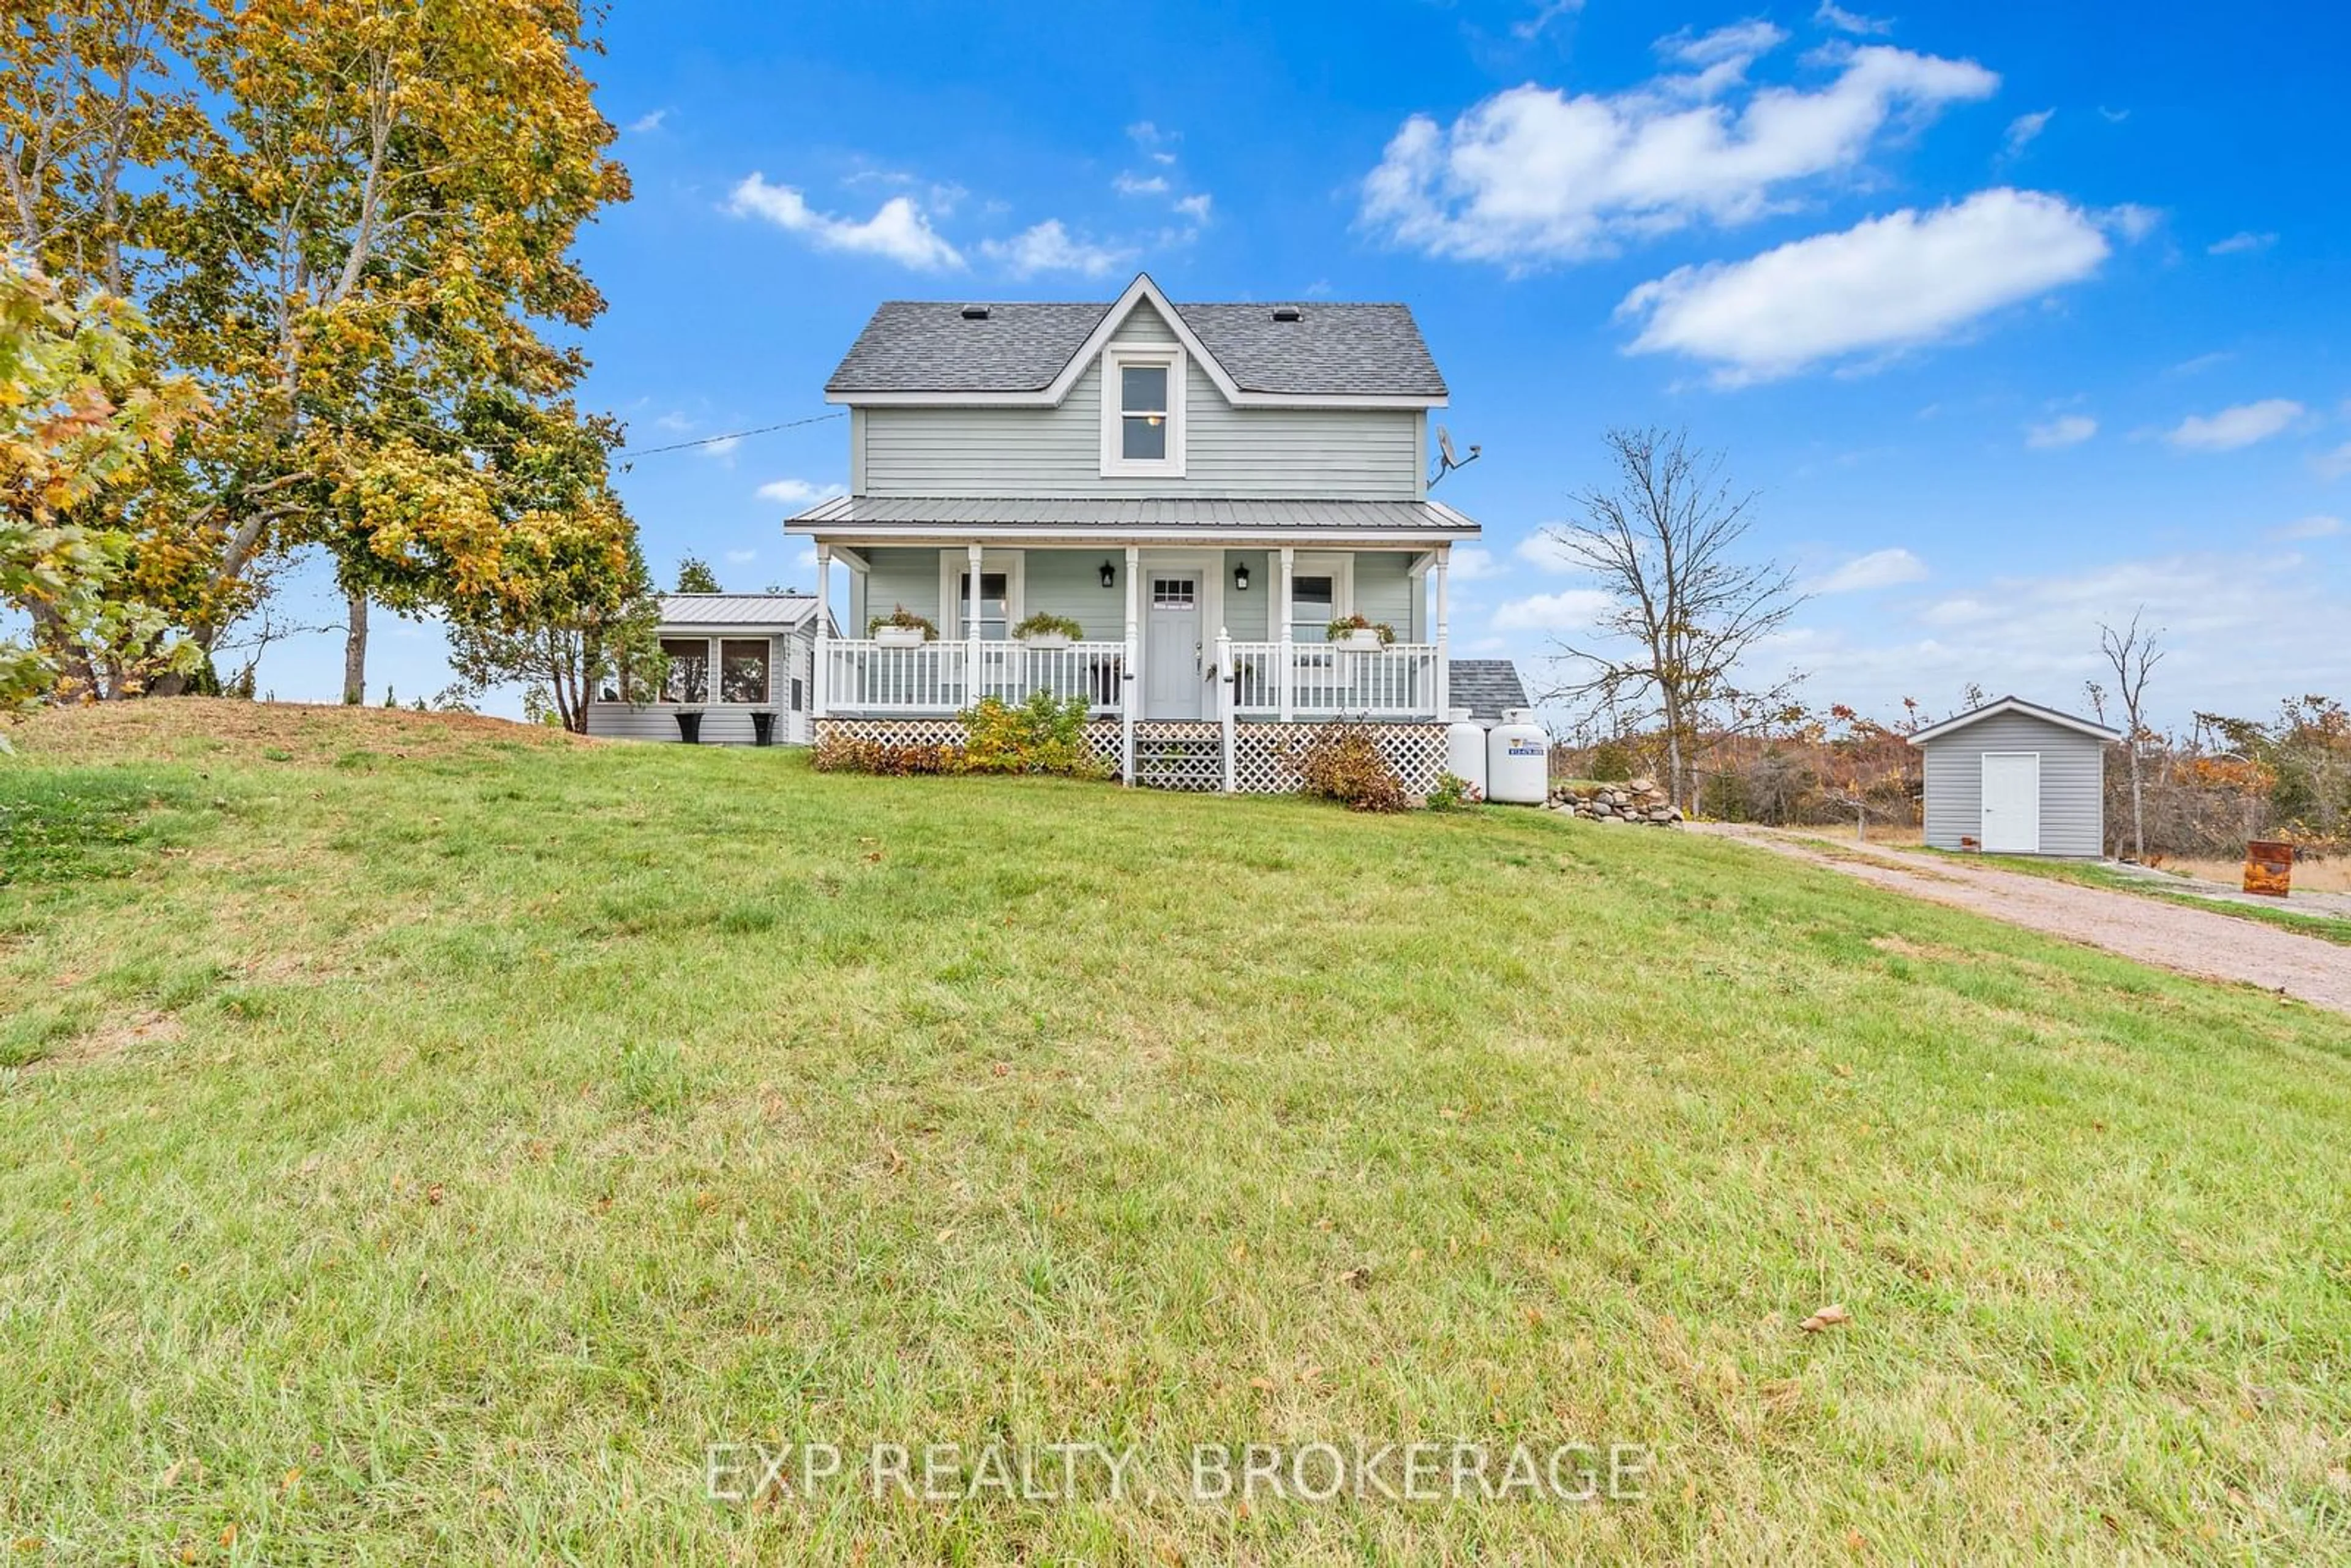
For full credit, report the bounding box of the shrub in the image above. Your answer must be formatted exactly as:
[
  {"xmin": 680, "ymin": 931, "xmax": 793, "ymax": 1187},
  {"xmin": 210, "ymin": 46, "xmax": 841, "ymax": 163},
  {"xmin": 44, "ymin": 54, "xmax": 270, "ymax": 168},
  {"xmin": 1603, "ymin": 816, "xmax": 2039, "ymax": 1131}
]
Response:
[
  {"xmin": 1587, "ymin": 739, "xmax": 1635, "ymax": 781},
  {"xmin": 811, "ymin": 733, "xmax": 962, "ymax": 775},
  {"xmin": 1324, "ymin": 613, "xmax": 1397, "ymax": 645},
  {"xmin": 1425, "ymin": 770, "xmax": 1482, "ymax": 811},
  {"xmin": 1295, "ymin": 722, "xmax": 1411, "ymax": 812},
  {"xmin": 867, "ymin": 605, "xmax": 937, "ymax": 640},
  {"xmin": 1011, "ymin": 612, "xmax": 1085, "ymax": 641},
  {"xmin": 959, "ymin": 691, "xmax": 1108, "ymax": 778}
]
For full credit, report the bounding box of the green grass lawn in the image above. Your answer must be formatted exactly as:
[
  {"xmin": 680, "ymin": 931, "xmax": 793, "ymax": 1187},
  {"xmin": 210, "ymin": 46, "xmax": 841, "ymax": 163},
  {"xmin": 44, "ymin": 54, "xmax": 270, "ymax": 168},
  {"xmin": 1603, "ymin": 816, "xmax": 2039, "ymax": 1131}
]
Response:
[{"xmin": 4, "ymin": 703, "xmax": 2350, "ymax": 1563}]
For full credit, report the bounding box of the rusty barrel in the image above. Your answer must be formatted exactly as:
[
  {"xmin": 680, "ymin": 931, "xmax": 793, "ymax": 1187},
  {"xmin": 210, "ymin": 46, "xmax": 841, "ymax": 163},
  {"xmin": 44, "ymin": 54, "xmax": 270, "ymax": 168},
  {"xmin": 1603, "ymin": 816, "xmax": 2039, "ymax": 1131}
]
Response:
[{"xmin": 2243, "ymin": 840, "xmax": 2293, "ymax": 898}]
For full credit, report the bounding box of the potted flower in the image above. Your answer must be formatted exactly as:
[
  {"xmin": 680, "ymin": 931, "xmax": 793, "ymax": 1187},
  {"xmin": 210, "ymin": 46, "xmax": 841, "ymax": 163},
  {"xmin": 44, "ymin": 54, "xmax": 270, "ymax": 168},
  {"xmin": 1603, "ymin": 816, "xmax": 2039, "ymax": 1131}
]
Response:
[
  {"xmin": 869, "ymin": 605, "xmax": 937, "ymax": 648},
  {"xmin": 1011, "ymin": 611, "xmax": 1084, "ymax": 650},
  {"xmin": 1325, "ymin": 613, "xmax": 1395, "ymax": 651}
]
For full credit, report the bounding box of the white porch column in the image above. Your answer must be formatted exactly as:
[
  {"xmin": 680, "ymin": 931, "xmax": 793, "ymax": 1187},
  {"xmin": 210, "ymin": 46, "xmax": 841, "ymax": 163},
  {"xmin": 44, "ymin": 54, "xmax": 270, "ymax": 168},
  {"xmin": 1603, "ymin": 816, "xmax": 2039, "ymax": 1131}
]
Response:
[
  {"xmin": 1433, "ymin": 545, "xmax": 1451, "ymax": 718},
  {"xmin": 1121, "ymin": 545, "xmax": 1140, "ymax": 783},
  {"xmin": 812, "ymin": 544, "xmax": 831, "ymax": 719},
  {"xmin": 965, "ymin": 542, "xmax": 984, "ymax": 710},
  {"xmin": 1277, "ymin": 546, "xmax": 1295, "ymax": 724},
  {"xmin": 1216, "ymin": 626, "xmax": 1235, "ymax": 792}
]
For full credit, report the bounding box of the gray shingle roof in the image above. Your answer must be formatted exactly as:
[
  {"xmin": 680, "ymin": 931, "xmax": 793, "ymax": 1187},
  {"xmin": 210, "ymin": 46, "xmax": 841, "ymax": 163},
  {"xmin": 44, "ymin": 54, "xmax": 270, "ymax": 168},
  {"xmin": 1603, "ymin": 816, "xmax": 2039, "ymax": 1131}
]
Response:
[
  {"xmin": 656, "ymin": 593, "xmax": 820, "ymax": 629},
  {"xmin": 1447, "ymin": 660, "xmax": 1529, "ymax": 722},
  {"xmin": 825, "ymin": 298, "xmax": 1447, "ymax": 399},
  {"xmin": 791, "ymin": 494, "xmax": 1478, "ymax": 538}
]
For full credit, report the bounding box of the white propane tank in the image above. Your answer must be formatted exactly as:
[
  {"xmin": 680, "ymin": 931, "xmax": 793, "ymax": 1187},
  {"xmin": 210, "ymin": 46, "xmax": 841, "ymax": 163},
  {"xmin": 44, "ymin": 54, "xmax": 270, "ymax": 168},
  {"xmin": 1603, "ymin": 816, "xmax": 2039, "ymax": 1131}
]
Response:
[
  {"xmin": 1486, "ymin": 708, "xmax": 1549, "ymax": 805},
  {"xmin": 1444, "ymin": 707, "xmax": 1488, "ymax": 796}
]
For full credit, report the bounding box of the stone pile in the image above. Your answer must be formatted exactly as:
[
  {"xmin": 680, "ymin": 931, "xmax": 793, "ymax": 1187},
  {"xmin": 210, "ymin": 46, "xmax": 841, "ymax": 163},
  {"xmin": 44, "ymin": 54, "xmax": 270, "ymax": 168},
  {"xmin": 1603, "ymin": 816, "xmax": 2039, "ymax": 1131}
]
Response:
[{"xmin": 1550, "ymin": 775, "xmax": 1682, "ymax": 827}]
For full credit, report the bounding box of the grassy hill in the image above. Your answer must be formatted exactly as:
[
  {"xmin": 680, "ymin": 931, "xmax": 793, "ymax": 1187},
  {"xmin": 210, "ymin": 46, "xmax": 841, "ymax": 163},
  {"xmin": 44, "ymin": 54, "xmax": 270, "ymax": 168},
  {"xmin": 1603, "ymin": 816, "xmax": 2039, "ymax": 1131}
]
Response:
[{"xmin": 4, "ymin": 702, "xmax": 2348, "ymax": 1562}]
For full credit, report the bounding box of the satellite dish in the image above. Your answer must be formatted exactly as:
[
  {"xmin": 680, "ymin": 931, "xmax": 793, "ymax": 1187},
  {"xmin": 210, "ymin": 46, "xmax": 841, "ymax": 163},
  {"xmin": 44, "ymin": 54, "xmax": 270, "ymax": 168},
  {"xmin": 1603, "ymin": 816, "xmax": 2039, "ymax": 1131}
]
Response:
[{"xmin": 1428, "ymin": 424, "xmax": 1482, "ymax": 488}]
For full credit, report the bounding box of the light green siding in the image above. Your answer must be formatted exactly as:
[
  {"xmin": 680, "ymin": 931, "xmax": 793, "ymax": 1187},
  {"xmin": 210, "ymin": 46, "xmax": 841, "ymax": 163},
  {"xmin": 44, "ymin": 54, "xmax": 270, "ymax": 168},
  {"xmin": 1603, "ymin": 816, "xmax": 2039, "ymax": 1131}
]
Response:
[
  {"xmin": 860, "ymin": 301, "xmax": 1424, "ymax": 501},
  {"xmin": 1223, "ymin": 551, "xmax": 1271, "ymax": 640},
  {"xmin": 860, "ymin": 547, "xmax": 943, "ymax": 628},
  {"xmin": 1354, "ymin": 550, "xmax": 1417, "ymax": 635},
  {"xmin": 1022, "ymin": 550, "xmax": 1124, "ymax": 639}
]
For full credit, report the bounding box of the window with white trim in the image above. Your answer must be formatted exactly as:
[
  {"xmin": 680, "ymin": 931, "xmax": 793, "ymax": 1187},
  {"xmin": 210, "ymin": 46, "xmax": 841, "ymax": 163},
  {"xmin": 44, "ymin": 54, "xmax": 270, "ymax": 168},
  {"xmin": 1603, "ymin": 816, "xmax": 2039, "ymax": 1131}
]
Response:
[
  {"xmin": 659, "ymin": 638, "xmax": 709, "ymax": 704},
  {"xmin": 718, "ymin": 639, "xmax": 770, "ymax": 704},
  {"xmin": 1100, "ymin": 345, "xmax": 1185, "ymax": 476}
]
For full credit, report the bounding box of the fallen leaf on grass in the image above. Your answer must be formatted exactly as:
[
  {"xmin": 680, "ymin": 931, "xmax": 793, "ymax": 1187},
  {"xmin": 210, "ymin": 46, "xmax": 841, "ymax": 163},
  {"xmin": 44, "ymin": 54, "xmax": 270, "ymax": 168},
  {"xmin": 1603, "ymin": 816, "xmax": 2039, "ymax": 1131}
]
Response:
[{"xmin": 1800, "ymin": 1304, "xmax": 1852, "ymax": 1334}]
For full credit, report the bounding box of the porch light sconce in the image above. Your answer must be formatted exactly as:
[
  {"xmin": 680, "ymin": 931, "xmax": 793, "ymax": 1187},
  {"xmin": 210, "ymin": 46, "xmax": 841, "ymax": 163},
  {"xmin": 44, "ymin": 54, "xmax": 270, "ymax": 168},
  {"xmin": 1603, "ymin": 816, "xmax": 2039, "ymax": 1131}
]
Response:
[
  {"xmin": 1232, "ymin": 562, "xmax": 1251, "ymax": 592},
  {"xmin": 1099, "ymin": 560, "xmax": 1117, "ymax": 589}
]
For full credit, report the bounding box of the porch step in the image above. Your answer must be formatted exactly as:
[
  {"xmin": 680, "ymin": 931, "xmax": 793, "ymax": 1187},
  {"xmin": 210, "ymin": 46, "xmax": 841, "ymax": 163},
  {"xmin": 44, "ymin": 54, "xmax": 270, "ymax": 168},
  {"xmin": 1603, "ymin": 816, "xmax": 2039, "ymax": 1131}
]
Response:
[{"xmin": 1131, "ymin": 733, "xmax": 1223, "ymax": 792}]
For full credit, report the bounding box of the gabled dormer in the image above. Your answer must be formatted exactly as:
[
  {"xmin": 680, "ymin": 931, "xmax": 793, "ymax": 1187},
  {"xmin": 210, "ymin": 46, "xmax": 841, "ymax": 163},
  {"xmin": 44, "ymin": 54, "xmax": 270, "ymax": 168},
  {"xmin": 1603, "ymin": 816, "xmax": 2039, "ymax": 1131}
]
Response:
[{"xmin": 822, "ymin": 274, "xmax": 1449, "ymax": 501}]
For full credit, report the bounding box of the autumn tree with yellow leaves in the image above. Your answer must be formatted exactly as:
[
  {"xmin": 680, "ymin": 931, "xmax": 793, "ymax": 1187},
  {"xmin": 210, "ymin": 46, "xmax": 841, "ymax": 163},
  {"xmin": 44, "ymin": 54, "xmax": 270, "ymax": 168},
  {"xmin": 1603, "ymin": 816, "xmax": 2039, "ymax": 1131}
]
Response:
[{"xmin": 0, "ymin": 0, "xmax": 636, "ymax": 700}]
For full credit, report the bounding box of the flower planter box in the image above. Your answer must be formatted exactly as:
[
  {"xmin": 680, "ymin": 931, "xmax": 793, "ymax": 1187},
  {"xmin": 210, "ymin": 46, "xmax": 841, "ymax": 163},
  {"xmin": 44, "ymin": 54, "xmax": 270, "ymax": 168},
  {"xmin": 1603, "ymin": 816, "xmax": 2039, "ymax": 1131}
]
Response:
[
  {"xmin": 1017, "ymin": 632, "xmax": 1073, "ymax": 650},
  {"xmin": 1334, "ymin": 629, "xmax": 1386, "ymax": 651},
  {"xmin": 874, "ymin": 626, "xmax": 928, "ymax": 649}
]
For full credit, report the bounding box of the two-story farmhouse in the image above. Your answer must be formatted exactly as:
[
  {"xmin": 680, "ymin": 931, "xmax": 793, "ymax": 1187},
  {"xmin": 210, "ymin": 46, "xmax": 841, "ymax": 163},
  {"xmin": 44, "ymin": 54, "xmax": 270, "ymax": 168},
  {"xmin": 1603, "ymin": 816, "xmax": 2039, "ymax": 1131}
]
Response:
[{"xmin": 786, "ymin": 273, "xmax": 1521, "ymax": 791}]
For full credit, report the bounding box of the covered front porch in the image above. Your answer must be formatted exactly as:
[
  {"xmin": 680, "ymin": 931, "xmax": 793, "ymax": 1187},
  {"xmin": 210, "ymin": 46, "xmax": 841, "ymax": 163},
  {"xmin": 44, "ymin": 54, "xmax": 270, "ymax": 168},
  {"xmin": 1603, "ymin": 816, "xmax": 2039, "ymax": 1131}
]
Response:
[{"xmin": 812, "ymin": 542, "xmax": 1458, "ymax": 726}]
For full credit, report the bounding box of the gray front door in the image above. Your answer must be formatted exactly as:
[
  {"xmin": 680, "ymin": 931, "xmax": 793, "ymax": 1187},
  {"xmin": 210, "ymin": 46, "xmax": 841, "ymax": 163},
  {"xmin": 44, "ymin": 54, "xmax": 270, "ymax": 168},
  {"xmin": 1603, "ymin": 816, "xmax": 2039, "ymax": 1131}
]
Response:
[{"xmin": 1144, "ymin": 572, "xmax": 1203, "ymax": 720}]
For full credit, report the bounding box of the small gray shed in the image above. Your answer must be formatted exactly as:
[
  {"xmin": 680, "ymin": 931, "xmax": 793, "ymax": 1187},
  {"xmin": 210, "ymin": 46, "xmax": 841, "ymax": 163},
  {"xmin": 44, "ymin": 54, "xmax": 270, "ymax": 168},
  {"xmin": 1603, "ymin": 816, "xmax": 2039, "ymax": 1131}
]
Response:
[{"xmin": 1909, "ymin": 696, "xmax": 2121, "ymax": 857}]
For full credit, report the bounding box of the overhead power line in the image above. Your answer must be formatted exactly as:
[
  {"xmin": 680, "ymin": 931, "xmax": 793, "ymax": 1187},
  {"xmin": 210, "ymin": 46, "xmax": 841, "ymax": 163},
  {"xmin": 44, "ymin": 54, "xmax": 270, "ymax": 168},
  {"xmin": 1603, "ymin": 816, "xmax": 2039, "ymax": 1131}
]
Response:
[{"xmin": 615, "ymin": 410, "xmax": 846, "ymax": 469}]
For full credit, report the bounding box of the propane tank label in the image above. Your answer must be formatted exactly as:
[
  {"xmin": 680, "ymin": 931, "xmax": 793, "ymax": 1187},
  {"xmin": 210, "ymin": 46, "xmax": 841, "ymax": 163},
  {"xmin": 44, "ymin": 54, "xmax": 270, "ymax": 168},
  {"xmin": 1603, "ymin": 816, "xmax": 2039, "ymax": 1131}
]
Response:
[{"xmin": 1507, "ymin": 745, "xmax": 1543, "ymax": 757}]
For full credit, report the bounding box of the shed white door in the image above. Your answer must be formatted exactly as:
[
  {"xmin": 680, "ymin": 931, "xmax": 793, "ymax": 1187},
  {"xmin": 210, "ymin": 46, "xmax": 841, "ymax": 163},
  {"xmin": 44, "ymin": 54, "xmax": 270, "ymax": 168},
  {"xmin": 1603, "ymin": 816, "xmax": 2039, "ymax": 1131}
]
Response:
[
  {"xmin": 1980, "ymin": 752, "xmax": 2041, "ymax": 853},
  {"xmin": 1144, "ymin": 574, "xmax": 1203, "ymax": 719}
]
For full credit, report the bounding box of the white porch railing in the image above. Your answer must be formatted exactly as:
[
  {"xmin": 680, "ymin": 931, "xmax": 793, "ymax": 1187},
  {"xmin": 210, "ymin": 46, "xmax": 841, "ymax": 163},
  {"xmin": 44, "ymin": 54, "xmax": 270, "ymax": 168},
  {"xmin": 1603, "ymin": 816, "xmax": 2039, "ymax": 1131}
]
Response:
[
  {"xmin": 1227, "ymin": 640, "xmax": 1442, "ymax": 719},
  {"xmin": 823, "ymin": 639, "xmax": 1128, "ymax": 714}
]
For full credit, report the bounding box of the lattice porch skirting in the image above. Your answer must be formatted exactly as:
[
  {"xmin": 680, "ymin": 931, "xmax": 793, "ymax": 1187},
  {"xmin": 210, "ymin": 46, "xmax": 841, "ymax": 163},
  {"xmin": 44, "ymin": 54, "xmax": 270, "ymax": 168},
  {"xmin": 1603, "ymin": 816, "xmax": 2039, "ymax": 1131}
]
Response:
[{"xmin": 813, "ymin": 718, "xmax": 1449, "ymax": 795}]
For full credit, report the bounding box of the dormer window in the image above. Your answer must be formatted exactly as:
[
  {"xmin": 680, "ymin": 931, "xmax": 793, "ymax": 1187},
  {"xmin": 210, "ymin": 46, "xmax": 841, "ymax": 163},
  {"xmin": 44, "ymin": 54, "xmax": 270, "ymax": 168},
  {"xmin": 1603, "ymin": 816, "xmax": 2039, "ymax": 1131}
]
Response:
[{"xmin": 1100, "ymin": 344, "xmax": 1185, "ymax": 478}]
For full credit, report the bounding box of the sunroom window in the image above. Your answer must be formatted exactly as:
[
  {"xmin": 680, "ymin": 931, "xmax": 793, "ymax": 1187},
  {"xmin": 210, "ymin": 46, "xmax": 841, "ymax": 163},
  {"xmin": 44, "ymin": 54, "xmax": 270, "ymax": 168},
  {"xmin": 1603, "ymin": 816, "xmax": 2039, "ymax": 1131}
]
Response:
[
  {"xmin": 718, "ymin": 639, "xmax": 770, "ymax": 704},
  {"xmin": 659, "ymin": 638, "xmax": 709, "ymax": 703}
]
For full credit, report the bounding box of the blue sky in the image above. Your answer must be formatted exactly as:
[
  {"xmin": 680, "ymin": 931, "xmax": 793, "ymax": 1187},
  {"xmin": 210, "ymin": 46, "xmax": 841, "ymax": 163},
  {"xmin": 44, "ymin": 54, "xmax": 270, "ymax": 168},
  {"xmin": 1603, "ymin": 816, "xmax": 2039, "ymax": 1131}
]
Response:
[{"xmin": 276, "ymin": 0, "xmax": 2351, "ymax": 729}]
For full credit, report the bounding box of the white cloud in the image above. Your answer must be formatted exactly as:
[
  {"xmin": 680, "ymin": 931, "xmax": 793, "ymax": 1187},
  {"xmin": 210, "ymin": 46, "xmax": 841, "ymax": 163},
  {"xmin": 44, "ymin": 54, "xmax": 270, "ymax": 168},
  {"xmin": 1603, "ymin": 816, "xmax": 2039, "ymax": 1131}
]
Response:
[
  {"xmin": 2001, "ymin": 108, "xmax": 2052, "ymax": 159},
  {"xmin": 1360, "ymin": 45, "xmax": 1998, "ymax": 266},
  {"xmin": 696, "ymin": 435, "xmax": 741, "ymax": 460},
  {"xmin": 1448, "ymin": 546, "xmax": 1503, "ymax": 581},
  {"xmin": 626, "ymin": 108, "xmax": 669, "ymax": 134},
  {"xmin": 726, "ymin": 173, "xmax": 964, "ymax": 271},
  {"xmin": 724, "ymin": 549, "xmax": 757, "ymax": 565},
  {"xmin": 1653, "ymin": 21, "xmax": 1789, "ymax": 97},
  {"xmin": 1512, "ymin": 0, "xmax": 1584, "ymax": 41},
  {"xmin": 2268, "ymin": 514, "xmax": 2342, "ymax": 541},
  {"xmin": 1513, "ymin": 532, "xmax": 1581, "ymax": 572},
  {"xmin": 756, "ymin": 478, "xmax": 844, "ymax": 505},
  {"xmin": 2025, "ymin": 413, "xmax": 2097, "ymax": 449},
  {"xmin": 2208, "ymin": 230, "xmax": 2276, "ymax": 255},
  {"xmin": 2098, "ymin": 202, "xmax": 2162, "ymax": 241},
  {"xmin": 1173, "ymin": 192, "xmax": 1213, "ymax": 224},
  {"xmin": 1494, "ymin": 588, "xmax": 1618, "ymax": 632},
  {"xmin": 979, "ymin": 219, "xmax": 1130, "ymax": 278},
  {"xmin": 653, "ymin": 411, "xmax": 695, "ymax": 433},
  {"xmin": 1618, "ymin": 188, "xmax": 2112, "ymax": 383},
  {"xmin": 1821, "ymin": 549, "xmax": 2351, "ymax": 724},
  {"xmin": 2314, "ymin": 441, "xmax": 2351, "ymax": 481},
  {"xmin": 2163, "ymin": 399, "xmax": 2304, "ymax": 451},
  {"xmin": 1113, "ymin": 172, "xmax": 1169, "ymax": 197},
  {"xmin": 1810, "ymin": 547, "xmax": 1927, "ymax": 593},
  {"xmin": 1815, "ymin": 2, "xmax": 1892, "ymax": 35}
]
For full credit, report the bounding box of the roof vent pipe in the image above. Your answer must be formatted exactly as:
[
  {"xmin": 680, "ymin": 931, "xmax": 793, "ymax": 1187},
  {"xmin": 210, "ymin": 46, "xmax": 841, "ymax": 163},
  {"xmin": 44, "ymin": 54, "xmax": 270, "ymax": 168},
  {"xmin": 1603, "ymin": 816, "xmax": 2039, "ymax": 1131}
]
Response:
[
  {"xmin": 960, "ymin": 305, "xmax": 990, "ymax": 320},
  {"xmin": 1271, "ymin": 306, "xmax": 1302, "ymax": 322}
]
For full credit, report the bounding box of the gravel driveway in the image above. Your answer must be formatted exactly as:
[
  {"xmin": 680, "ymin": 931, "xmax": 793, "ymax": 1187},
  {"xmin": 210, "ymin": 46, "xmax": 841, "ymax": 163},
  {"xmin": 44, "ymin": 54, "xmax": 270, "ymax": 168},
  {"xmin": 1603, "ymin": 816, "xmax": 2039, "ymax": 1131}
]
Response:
[{"xmin": 1695, "ymin": 825, "xmax": 2351, "ymax": 1019}]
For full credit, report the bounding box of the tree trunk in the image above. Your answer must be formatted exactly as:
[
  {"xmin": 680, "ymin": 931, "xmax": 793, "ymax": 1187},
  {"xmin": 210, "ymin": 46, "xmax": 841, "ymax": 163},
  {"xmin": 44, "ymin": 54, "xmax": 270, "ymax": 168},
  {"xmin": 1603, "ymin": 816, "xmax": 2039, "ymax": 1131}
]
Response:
[{"xmin": 342, "ymin": 588, "xmax": 369, "ymax": 705}]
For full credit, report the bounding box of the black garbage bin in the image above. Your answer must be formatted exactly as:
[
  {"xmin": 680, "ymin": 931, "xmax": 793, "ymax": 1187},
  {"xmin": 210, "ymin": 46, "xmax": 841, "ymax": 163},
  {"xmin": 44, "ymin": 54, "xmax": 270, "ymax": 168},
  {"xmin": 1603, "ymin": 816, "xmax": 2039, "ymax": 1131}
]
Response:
[
  {"xmin": 674, "ymin": 710, "xmax": 703, "ymax": 744},
  {"xmin": 750, "ymin": 710, "xmax": 775, "ymax": 747}
]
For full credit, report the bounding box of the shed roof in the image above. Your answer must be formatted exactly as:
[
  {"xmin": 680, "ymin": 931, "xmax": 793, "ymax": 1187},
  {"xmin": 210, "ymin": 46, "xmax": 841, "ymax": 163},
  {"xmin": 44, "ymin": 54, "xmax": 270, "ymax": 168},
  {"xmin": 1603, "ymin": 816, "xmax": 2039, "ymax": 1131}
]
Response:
[
  {"xmin": 656, "ymin": 593, "xmax": 821, "ymax": 630},
  {"xmin": 1907, "ymin": 695, "xmax": 2121, "ymax": 746},
  {"xmin": 1448, "ymin": 660, "xmax": 1529, "ymax": 722},
  {"xmin": 825, "ymin": 274, "xmax": 1447, "ymax": 400}
]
